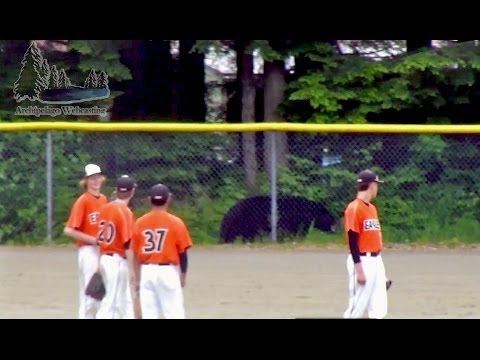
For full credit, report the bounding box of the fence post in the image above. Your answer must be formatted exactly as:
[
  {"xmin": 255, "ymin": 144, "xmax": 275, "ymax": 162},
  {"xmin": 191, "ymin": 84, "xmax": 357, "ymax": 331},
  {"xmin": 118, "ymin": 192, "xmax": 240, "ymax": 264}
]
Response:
[
  {"xmin": 46, "ymin": 131, "xmax": 53, "ymax": 245},
  {"xmin": 270, "ymin": 131, "xmax": 278, "ymax": 242}
]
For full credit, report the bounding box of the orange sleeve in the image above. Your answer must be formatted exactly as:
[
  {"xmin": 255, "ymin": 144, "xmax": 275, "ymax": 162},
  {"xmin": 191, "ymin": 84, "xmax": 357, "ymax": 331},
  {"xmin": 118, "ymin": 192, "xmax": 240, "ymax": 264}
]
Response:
[
  {"xmin": 129, "ymin": 212, "xmax": 136, "ymax": 240},
  {"xmin": 175, "ymin": 219, "xmax": 192, "ymax": 253},
  {"xmin": 66, "ymin": 196, "xmax": 85, "ymax": 229},
  {"xmin": 344, "ymin": 205, "xmax": 361, "ymax": 233},
  {"xmin": 131, "ymin": 220, "xmax": 142, "ymax": 254},
  {"xmin": 117, "ymin": 207, "xmax": 134, "ymax": 246},
  {"xmin": 118, "ymin": 207, "xmax": 131, "ymax": 247}
]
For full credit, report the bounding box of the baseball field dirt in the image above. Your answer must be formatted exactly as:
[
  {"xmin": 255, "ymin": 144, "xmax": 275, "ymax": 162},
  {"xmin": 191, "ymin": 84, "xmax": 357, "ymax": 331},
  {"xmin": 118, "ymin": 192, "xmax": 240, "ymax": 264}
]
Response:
[{"xmin": 1, "ymin": 244, "xmax": 479, "ymax": 319}]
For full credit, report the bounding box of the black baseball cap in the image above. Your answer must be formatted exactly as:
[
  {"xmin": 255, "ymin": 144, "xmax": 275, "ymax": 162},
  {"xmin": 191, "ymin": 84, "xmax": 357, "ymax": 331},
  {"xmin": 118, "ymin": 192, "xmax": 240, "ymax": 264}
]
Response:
[
  {"xmin": 357, "ymin": 169, "xmax": 384, "ymax": 184},
  {"xmin": 116, "ymin": 175, "xmax": 137, "ymax": 192},
  {"xmin": 149, "ymin": 183, "xmax": 171, "ymax": 202}
]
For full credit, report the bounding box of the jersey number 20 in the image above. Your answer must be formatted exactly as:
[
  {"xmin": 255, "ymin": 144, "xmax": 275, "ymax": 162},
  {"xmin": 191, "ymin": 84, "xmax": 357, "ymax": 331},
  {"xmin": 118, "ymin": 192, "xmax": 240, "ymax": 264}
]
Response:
[
  {"xmin": 98, "ymin": 220, "xmax": 115, "ymax": 244},
  {"xmin": 143, "ymin": 229, "xmax": 168, "ymax": 253}
]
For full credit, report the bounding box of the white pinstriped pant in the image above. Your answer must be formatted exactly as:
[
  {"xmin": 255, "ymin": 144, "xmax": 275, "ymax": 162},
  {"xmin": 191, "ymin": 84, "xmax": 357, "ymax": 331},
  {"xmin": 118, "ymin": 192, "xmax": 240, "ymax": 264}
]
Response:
[
  {"xmin": 140, "ymin": 264, "xmax": 185, "ymax": 319},
  {"xmin": 343, "ymin": 254, "xmax": 388, "ymax": 319},
  {"xmin": 96, "ymin": 253, "xmax": 134, "ymax": 319},
  {"xmin": 78, "ymin": 245, "xmax": 101, "ymax": 319}
]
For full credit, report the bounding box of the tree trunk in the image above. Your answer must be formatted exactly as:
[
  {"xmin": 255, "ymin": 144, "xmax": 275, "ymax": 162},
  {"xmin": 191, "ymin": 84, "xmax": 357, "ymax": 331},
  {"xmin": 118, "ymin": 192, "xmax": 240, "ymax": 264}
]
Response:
[
  {"xmin": 112, "ymin": 40, "xmax": 147, "ymax": 119},
  {"xmin": 145, "ymin": 40, "xmax": 173, "ymax": 118},
  {"xmin": 263, "ymin": 59, "xmax": 288, "ymax": 179},
  {"xmin": 178, "ymin": 40, "xmax": 206, "ymax": 121},
  {"xmin": 113, "ymin": 40, "xmax": 173, "ymax": 120},
  {"xmin": 238, "ymin": 42, "xmax": 258, "ymax": 192}
]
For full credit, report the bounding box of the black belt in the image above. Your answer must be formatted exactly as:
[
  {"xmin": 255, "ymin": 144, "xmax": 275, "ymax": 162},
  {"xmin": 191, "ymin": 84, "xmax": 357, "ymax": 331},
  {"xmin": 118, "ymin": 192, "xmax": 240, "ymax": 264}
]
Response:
[
  {"xmin": 359, "ymin": 251, "xmax": 381, "ymax": 257},
  {"xmin": 142, "ymin": 262, "xmax": 172, "ymax": 266},
  {"xmin": 104, "ymin": 253, "xmax": 126, "ymax": 259}
]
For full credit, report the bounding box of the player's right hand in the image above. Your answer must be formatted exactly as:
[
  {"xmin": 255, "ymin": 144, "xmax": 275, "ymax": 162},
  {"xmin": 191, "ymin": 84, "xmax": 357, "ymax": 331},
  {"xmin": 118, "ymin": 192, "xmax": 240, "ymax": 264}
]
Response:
[{"xmin": 355, "ymin": 266, "xmax": 366, "ymax": 285}]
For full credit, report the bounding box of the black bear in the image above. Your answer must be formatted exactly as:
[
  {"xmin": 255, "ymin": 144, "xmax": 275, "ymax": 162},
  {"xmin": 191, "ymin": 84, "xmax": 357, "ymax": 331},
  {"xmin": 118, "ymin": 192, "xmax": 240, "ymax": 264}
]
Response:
[{"xmin": 219, "ymin": 195, "xmax": 337, "ymax": 243}]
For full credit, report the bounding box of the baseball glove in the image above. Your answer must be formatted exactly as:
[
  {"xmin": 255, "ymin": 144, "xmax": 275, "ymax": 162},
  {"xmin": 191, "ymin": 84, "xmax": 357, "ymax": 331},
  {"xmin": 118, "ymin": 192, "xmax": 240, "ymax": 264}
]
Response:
[
  {"xmin": 85, "ymin": 271, "xmax": 106, "ymax": 301},
  {"xmin": 386, "ymin": 279, "xmax": 393, "ymax": 291}
]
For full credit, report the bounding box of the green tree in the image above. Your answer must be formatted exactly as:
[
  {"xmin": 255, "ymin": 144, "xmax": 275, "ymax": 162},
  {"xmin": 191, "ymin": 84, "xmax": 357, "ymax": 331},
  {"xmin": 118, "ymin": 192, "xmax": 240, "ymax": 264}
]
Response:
[{"xmin": 285, "ymin": 40, "xmax": 480, "ymax": 124}]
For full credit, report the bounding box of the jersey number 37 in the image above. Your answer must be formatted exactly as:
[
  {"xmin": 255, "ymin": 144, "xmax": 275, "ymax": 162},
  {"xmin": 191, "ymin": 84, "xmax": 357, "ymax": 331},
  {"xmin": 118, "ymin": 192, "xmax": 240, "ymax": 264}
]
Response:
[{"xmin": 142, "ymin": 229, "xmax": 168, "ymax": 253}]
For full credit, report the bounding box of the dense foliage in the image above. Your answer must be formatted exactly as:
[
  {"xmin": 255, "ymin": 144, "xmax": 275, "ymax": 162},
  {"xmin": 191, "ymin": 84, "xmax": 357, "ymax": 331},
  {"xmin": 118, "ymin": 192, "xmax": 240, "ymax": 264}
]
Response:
[{"xmin": 1, "ymin": 40, "xmax": 480, "ymax": 244}]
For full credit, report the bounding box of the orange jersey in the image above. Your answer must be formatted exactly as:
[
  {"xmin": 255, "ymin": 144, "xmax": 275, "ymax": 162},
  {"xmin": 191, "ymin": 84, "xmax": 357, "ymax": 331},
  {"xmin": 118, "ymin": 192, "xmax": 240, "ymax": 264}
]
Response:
[
  {"xmin": 66, "ymin": 192, "xmax": 108, "ymax": 247},
  {"xmin": 97, "ymin": 201, "xmax": 135, "ymax": 258},
  {"xmin": 343, "ymin": 198, "xmax": 383, "ymax": 253},
  {"xmin": 132, "ymin": 210, "xmax": 192, "ymax": 265}
]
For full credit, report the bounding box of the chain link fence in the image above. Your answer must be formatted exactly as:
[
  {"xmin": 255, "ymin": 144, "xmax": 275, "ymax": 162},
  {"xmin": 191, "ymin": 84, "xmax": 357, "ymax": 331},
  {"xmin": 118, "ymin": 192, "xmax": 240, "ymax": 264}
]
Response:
[{"xmin": 1, "ymin": 129, "xmax": 480, "ymax": 245}]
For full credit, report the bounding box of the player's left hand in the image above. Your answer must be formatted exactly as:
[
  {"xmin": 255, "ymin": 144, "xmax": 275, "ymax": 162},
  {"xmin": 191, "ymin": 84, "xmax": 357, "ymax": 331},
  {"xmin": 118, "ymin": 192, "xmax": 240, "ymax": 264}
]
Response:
[
  {"xmin": 130, "ymin": 274, "xmax": 139, "ymax": 292},
  {"xmin": 85, "ymin": 271, "xmax": 106, "ymax": 301},
  {"xmin": 386, "ymin": 278, "xmax": 392, "ymax": 291},
  {"xmin": 180, "ymin": 272, "xmax": 186, "ymax": 287}
]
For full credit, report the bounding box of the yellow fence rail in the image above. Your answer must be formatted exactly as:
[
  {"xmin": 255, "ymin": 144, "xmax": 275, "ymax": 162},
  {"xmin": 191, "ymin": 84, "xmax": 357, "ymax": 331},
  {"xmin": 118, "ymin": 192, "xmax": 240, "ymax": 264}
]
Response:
[{"xmin": 2, "ymin": 121, "xmax": 480, "ymax": 133}]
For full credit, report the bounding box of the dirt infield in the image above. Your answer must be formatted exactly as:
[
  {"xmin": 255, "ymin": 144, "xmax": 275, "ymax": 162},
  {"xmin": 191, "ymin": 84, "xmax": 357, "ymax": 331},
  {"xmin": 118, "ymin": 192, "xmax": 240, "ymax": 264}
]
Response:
[{"xmin": 1, "ymin": 244, "xmax": 479, "ymax": 319}]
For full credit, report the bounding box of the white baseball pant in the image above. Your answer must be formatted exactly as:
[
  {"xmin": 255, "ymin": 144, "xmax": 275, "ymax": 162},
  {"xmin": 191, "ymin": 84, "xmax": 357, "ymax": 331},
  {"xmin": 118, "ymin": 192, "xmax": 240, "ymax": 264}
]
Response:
[
  {"xmin": 343, "ymin": 253, "xmax": 388, "ymax": 319},
  {"xmin": 96, "ymin": 253, "xmax": 134, "ymax": 319},
  {"xmin": 140, "ymin": 264, "xmax": 185, "ymax": 319},
  {"xmin": 78, "ymin": 245, "xmax": 101, "ymax": 319}
]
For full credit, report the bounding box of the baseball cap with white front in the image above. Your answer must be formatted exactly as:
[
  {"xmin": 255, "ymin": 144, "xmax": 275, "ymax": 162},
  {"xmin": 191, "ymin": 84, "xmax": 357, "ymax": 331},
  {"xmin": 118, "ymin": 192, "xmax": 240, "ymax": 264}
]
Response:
[
  {"xmin": 85, "ymin": 164, "xmax": 102, "ymax": 177},
  {"xmin": 356, "ymin": 169, "xmax": 384, "ymax": 184},
  {"xmin": 149, "ymin": 183, "xmax": 171, "ymax": 200},
  {"xmin": 149, "ymin": 183, "xmax": 171, "ymax": 205},
  {"xmin": 116, "ymin": 175, "xmax": 137, "ymax": 192}
]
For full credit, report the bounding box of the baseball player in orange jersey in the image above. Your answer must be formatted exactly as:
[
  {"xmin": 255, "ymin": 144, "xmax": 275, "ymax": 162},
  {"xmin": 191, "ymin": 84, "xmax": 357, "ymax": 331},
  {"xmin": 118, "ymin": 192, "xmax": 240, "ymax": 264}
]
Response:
[
  {"xmin": 96, "ymin": 175, "xmax": 139, "ymax": 319},
  {"xmin": 130, "ymin": 183, "xmax": 192, "ymax": 319},
  {"xmin": 343, "ymin": 169, "xmax": 390, "ymax": 319},
  {"xmin": 64, "ymin": 164, "xmax": 107, "ymax": 319}
]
